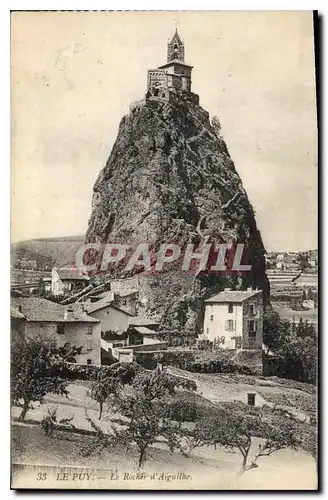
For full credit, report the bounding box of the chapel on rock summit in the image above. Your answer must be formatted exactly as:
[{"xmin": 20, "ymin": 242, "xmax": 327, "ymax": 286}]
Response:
[{"xmin": 146, "ymin": 30, "xmax": 199, "ymax": 104}]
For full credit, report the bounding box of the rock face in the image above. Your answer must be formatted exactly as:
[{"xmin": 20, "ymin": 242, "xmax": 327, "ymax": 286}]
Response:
[{"xmin": 86, "ymin": 94, "xmax": 269, "ymax": 334}]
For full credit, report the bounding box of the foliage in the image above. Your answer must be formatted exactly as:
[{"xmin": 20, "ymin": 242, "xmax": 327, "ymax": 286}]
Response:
[
  {"xmin": 11, "ymin": 336, "xmax": 69, "ymax": 420},
  {"xmin": 146, "ymin": 350, "xmax": 256, "ymax": 376},
  {"xmin": 278, "ymin": 333, "xmax": 317, "ymax": 384},
  {"xmin": 40, "ymin": 407, "xmax": 58, "ymax": 437},
  {"xmin": 88, "ymin": 372, "xmax": 120, "ymax": 420},
  {"xmin": 84, "ymin": 371, "xmax": 195, "ymax": 468},
  {"xmin": 37, "ymin": 290, "xmax": 69, "ymax": 303},
  {"xmin": 40, "ymin": 406, "xmax": 75, "ymax": 438},
  {"xmin": 166, "ymin": 399, "xmax": 199, "ymax": 424},
  {"xmin": 263, "ymin": 310, "xmax": 289, "ymax": 351},
  {"xmin": 190, "ymin": 405, "xmax": 298, "ymax": 474},
  {"xmin": 263, "ymin": 310, "xmax": 317, "ymax": 384},
  {"xmin": 211, "ymin": 116, "xmax": 222, "ymax": 136},
  {"xmin": 296, "ymin": 253, "xmax": 310, "ymax": 272},
  {"xmin": 59, "ymin": 360, "xmax": 141, "ymax": 382}
]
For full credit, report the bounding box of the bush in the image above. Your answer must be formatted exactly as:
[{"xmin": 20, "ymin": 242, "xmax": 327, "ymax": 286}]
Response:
[
  {"xmin": 59, "ymin": 361, "xmax": 141, "ymax": 383},
  {"xmin": 166, "ymin": 399, "xmax": 199, "ymax": 423},
  {"xmin": 159, "ymin": 350, "xmax": 256, "ymax": 375}
]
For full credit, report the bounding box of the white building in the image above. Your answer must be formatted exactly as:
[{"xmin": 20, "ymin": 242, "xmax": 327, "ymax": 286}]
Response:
[
  {"xmin": 51, "ymin": 267, "xmax": 90, "ymax": 296},
  {"xmin": 203, "ymin": 288, "xmax": 263, "ymax": 350}
]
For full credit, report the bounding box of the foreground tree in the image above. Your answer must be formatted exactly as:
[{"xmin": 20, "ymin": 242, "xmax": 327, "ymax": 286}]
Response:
[
  {"xmin": 263, "ymin": 310, "xmax": 289, "ymax": 351},
  {"xmin": 85, "ymin": 371, "xmax": 196, "ymax": 468},
  {"xmin": 88, "ymin": 371, "xmax": 119, "ymax": 420},
  {"xmin": 191, "ymin": 406, "xmax": 298, "ymax": 474},
  {"xmin": 11, "ymin": 336, "xmax": 68, "ymax": 420},
  {"xmin": 263, "ymin": 310, "xmax": 317, "ymax": 383}
]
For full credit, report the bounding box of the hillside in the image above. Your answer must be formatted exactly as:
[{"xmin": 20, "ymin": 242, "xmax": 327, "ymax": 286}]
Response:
[{"xmin": 11, "ymin": 235, "xmax": 85, "ymax": 269}]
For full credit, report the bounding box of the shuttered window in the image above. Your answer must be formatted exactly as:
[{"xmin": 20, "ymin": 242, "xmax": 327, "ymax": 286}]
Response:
[{"xmin": 225, "ymin": 320, "xmax": 234, "ymax": 331}]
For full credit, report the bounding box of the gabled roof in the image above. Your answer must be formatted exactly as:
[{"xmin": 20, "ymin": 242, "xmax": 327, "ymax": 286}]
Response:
[
  {"xmin": 133, "ymin": 326, "xmax": 158, "ymax": 336},
  {"xmin": 128, "ymin": 317, "xmax": 159, "ymax": 327},
  {"xmin": 11, "ymin": 298, "xmax": 99, "ymax": 323},
  {"xmin": 205, "ymin": 289, "xmax": 262, "ymax": 304},
  {"xmin": 10, "ymin": 306, "xmax": 26, "ymax": 319},
  {"xmin": 54, "ymin": 267, "xmax": 90, "ymax": 281},
  {"xmin": 85, "ymin": 300, "xmax": 134, "ymax": 316},
  {"xmin": 89, "ymin": 291, "xmax": 114, "ymax": 301},
  {"xmin": 197, "ymin": 334, "xmax": 209, "ymax": 341}
]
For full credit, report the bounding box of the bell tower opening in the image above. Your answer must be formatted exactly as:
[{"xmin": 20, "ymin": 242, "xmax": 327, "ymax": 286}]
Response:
[{"xmin": 167, "ymin": 29, "xmax": 185, "ymax": 62}]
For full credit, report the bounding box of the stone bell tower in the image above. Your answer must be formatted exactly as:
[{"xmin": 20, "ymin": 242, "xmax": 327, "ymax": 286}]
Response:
[
  {"xmin": 146, "ymin": 30, "xmax": 199, "ymax": 104},
  {"xmin": 167, "ymin": 29, "xmax": 185, "ymax": 62}
]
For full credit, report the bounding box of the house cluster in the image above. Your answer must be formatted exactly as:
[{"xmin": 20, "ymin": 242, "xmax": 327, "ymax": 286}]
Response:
[
  {"xmin": 11, "ymin": 269, "xmax": 264, "ymax": 367},
  {"xmin": 265, "ymin": 251, "xmax": 318, "ymax": 272},
  {"xmin": 13, "ymin": 257, "xmax": 37, "ymax": 270},
  {"xmin": 11, "ymin": 282, "xmax": 167, "ymax": 366},
  {"xmin": 11, "ymin": 252, "xmax": 265, "ymax": 364}
]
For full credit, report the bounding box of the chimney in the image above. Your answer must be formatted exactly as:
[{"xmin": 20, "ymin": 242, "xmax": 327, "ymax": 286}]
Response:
[
  {"xmin": 73, "ymin": 303, "xmax": 83, "ymax": 319},
  {"xmin": 81, "ymin": 303, "xmax": 88, "ymax": 316},
  {"xmin": 247, "ymin": 287, "xmax": 253, "ymax": 292},
  {"xmin": 64, "ymin": 306, "xmax": 74, "ymax": 320},
  {"xmin": 224, "ymin": 287, "xmax": 231, "ymax": 292}
]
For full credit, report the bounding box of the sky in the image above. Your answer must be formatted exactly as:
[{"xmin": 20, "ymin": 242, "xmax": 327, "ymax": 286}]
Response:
[{"xmin": 11, "ymin": 11, "xmax": 317, "ymax": 251}]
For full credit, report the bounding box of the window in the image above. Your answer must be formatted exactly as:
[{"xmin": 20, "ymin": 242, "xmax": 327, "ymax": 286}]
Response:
[
  {"xmin": 57, "ymin": 324, "xmax": 65, "ymax": 335},
  {"xmin": 228, "ymin": 304, "xmax": 233, "ymax": 314},
  {"xmin": 220, "ymin": 336, "xmax": 225, "ymax": 345},
  {"xmin": 86, "ymin": 359, "xmax": 92, "ymax": 365},
  {"xmin": 226, "ymin": 320, "xmax": 234, "ymax": 331},
  {"xmin": 249, "ymin": 304, "xmax": 255, "ymax": 315},
  {"xmin": 86, "ymin": 338, "xmax": 93, "ymax": 350},
  {"xmin": 249, "ymin": 320, "xmax": 255, "ymax": 333},
  {"xmin": 206, "ymin": 328, "xmax": 209, "ymax": 334},
  {"xmin": 87, "ymin": 325, "xmax": 93, "ymax": 335},
  {"xmin": 247, "ymin": 393, "xmax": 256, "ymax": 406},
  {"xmin": 210, "ymin": 315, "xmax": 214, "ymax": 321}
]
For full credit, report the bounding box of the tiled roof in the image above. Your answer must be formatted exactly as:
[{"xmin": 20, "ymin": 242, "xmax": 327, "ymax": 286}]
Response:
[
  {"xmin": 11, "ymin": 298, "xmax": 99, "ymax": 323},
  {"xmin": 158, "ymin": 60, "xmax": 193, "ymax": 69},
  {"xmin": 133, "ymin": 327, "xmax": 158, "ymax": 335},
  {"xmin": 85, "ymin": 299, "xmax": 113, "ymax": 314},
  {"xmin": 89, "ymin": 291, "xmax": 114, "ymax": 301},
  {"xmin": 115, "ymin": 289, "xmax": 139, "ymax": 297},
  {"xmin": 10, "ymin": 306, "xmax": 26, "ymax": 319},
  {"xmin": 128, "ymin": 317, "xmax": 160, "ymax": 327},
  {"xmin": 85, "ymin": 300, "xmax": 134, "ymax": 316},
  {"xmin": 205, "ymin": 290, "xmax": 262, "ymax": 304}
]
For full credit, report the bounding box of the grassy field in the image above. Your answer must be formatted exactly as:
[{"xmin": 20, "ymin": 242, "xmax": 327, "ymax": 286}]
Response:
[
  {"xmin": 11, "ymin": 375, "xmax": 317, "ymax": 490},
  {"xmin": 12, "ymin": 422, "xmax": 316, "ymax": 490},
  {"xmin": 272, "ymin": 304, "xmax": 318, "ymax": 325}
]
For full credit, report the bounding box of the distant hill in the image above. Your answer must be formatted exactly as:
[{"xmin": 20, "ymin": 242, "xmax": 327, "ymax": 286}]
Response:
[{"xmin": 11, "ymin": 235, "xmax": 85, "ymax": 269}]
